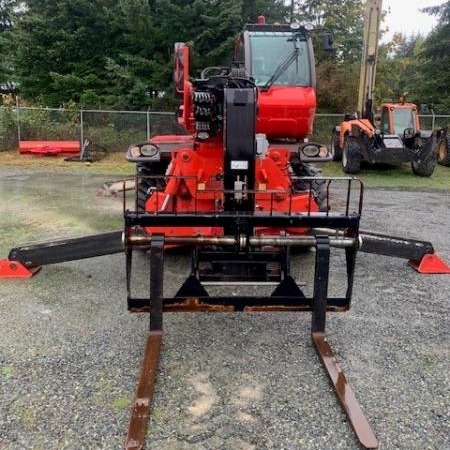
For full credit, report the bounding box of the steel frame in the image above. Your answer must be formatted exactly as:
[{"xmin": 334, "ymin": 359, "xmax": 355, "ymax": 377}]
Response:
[{"xmin": 123, "ymin": 178, "xmax": 378, "ymax": 449}]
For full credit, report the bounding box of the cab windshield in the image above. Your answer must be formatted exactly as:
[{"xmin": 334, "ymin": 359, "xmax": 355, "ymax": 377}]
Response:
[
  {"xmin": 249, "ymin": 32, "xmax": 311, "ymax": 87},
  {"xmin": 381, "ymin": 107, "xmax": 416, "ymax": 134},
  {"xmin": 392, "ymin": 108, "xmax": 416, "ymax": 134}
]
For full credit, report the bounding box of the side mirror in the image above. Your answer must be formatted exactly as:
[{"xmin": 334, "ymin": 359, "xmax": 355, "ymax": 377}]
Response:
[
  {"xmin": 321, "ymin": 32, "xmax": 334, "ymax": 52},
  {"xmin": 373, "ymin": 113, "xmax": 381, "ymax": 129},
  {"xmin": 403, "ymin": 127, "xmax": 415, "ymax": 140}
]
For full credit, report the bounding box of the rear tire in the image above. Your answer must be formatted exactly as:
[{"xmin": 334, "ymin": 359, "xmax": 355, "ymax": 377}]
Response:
[
  {"xmin": 342, "ymin": 136, "xmax": 361, "ymax": 174},
  {"xmin": 437, "ymin": 133, "xmax": 450, "ymax": 166},
  {"xmin": 411, "ymin": 135, "xmax": 437, "ymax": 177},
  {"xmin": 331, "ymin": 129, "xmax": 342, "ymax": 161}
]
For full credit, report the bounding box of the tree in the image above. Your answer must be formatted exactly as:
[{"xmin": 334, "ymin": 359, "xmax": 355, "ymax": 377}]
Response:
[
  {"xmin": 411, "ymin": 1, "xmax": 450, "ymax": 111},
  {"xmin": 295, "ymin": 0, "xmax": 365, "ymax": 63},
  {"xmin": 290, "ymin": 0, "xmax": 365, "ymax": 112},
  {"xmin": 0, "ymin": 0, "xmax": 17, "ymax": 88},
  {"xmin": 11, "ymin": 0, "xmax": 120, "ymax": 106},
  {"xmin": 8, "ymin": 0, "xmax": 291, "ymax": 108},
  {"xmin": 375, "ymin": 33, "xmax": 424, "ymax": 104}
]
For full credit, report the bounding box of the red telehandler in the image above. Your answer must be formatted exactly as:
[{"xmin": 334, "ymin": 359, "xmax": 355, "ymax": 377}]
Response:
[{"xmin": 1, "ymin": 15, "xmax": 449, "ymax": 450}]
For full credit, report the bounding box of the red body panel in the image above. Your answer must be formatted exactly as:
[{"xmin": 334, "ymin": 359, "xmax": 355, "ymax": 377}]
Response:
[
  {"xmin": 143, "ymin": 142, "xmax": 317, "ymax": 238},
  {"xmin": 257, "ymin": 86, "xmax": 316, "ymax": 139}
]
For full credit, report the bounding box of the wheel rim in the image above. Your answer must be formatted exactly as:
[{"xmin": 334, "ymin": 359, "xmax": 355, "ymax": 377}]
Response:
[
  {"xmin": 438, "ymin": 140, "xmax": 446, "ymax": 161},
  {"xmin": 331, "ymin": 132, "xmax": 337, "ymax": 153},
  {"xmin": 342, "ymin": 142, "xmax": 348, "ymax": 168}
]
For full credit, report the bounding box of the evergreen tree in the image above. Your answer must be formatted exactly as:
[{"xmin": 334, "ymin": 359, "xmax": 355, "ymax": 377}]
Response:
[
  {"xmin": 412, "ymin": 1, "xmax": 450, "ymax": 111},
  {"xmin": 0, "ymin": 0, "xmax": 17, "ymax": 89}
]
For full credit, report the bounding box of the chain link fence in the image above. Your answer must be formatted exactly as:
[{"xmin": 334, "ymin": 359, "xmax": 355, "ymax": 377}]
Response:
[
  {"xmin": 1, "ymin": 106, "xmax": 449, "ymax": 152},
  {"xmin": 0, "ymin": 106, "xmax": 185, "ymax": 152}
]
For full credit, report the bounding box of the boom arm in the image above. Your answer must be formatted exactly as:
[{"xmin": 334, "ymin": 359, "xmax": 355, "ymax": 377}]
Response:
[{"xmin": 357, "ymin": 0, "xmax": 382, "ymax": 121}]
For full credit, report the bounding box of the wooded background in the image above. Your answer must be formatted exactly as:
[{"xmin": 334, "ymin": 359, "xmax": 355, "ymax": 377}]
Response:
[{"xmin": 1, "ymin": 0, "xmax": 449, "ymax": 112}]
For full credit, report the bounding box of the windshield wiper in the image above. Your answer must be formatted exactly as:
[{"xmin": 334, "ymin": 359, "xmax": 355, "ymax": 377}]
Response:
[
  {"xmin": 262, "ymin": 48, "xmax": 299, "ymax": 91},
  {"xmin": 262, "ymin": 33, "xmax": 303, "ymax": 91}
]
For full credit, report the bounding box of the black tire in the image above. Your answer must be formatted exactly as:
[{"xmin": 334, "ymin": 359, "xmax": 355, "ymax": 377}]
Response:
[
  {"xmin": 292, "ymin": 162, "xmax": 327, "ymax": 210},
  {"xmin": 331, "ymin": 129, "xmax": 342, "ymax": 161},
  {"xmin": 411, "ymin": 135, "xmax": 437, "ymax": 177},
  {"xmin": 342, "ymin": 136, "xmax": 361, "ymax": 174},
  {"xmin": 136, "ymin": 162, "xmax": 167, "ymax": 211},
  {"xmin": 437, "ymin": 133, "xmax": 450, "ymax": 166}
]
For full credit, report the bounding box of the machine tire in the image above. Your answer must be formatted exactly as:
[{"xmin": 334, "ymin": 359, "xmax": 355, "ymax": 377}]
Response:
[
  {"xmin": 136, "ymin": 162, "xmax": 167, "ymax": 211},
  {"xmin": 411, "ymin": 135, "xmax": 437, "ymax": 177},
  {"xmin": 437, "ymin": 133, "xmax": 450, "ymax": 166},
  {"xmin": 331, "ymin": 129, "xmax": 342, "ymax": 161},
  {"xmin": 342, "ymin": 136, "xmax": 361, "ymax": 174},
  {"xmin": 293, "ymin": 162, "xmax": 327, "ymax": 210}
]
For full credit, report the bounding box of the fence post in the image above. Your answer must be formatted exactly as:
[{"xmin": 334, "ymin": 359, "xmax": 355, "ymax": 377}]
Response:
[
  {"xmin": 80, "ymin": 107, "xmax": 84, "ymax": 149},
  {"xmin": 146, "ymin": 107, "xmax": 151, "ymax": 140},
  {"xmin": 15, "ymin": 95, "xmax": 21, "ymax": 143}
]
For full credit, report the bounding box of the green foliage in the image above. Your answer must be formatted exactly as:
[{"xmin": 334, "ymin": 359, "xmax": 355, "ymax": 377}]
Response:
[
  {"xmin": 0, "ymin": 106, "xmax": 17, "ymax": 150},
  {"xmin": 294, "ymin": 0, "xmax": 365, "ymax": 112},
  {"xmin": 375, "ymin": 34, "xmax": 424, "ymax": 104},
  {"xmin": 295, "ymin": 0, "xmax": 365, "ymax": 63},
  {"xmin": 0, "ymin": 0, "xmax": 17, "ymax": 86},
  {"xmin": 375, "ymin": 2, "xmax": 450, "ymax": 113},
  {"xmin": 411, "ymin": 3, "xmax": 450, "ymax": 112},
  {"xmin": 1, "ymin": 0, "xmax": 450, "ymax": 115},
  {"xmin": 12, "ymin": 0, "xmax": 117, "ymax": 106},
  {"xmin": 17, "ymin": 107, "xmax": 79, "ymax": 141},
  {"xmin": 4, "ymin": 0, "xmax": 291, "ymax": 109}
]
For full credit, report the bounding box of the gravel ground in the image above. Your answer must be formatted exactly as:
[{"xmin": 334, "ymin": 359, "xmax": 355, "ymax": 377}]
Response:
[{"xmin": 0, "ymin": 170, "xmax": 449, "ymax": 450}]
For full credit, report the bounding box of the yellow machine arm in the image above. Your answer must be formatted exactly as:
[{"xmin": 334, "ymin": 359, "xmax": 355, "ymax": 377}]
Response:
[{"xmin": 357, "ymin": 0, "xmax": 383, "ymax": 120}]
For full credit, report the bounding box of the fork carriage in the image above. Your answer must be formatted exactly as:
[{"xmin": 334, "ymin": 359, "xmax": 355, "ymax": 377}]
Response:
[{"xmin": 123, "ymin": 176, "xmax": 379, "ymax": 450}]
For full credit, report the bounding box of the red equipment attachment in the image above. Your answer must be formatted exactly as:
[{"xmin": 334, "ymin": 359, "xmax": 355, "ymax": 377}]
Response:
[
  {"xmin": 409, "ymin": 253, "xmax": 450, "ymax": 274},
  {"xmin": 0, "ymin": 259, "xmax": 40, "ymax": 277},
  {"xmin": 19, "ymin": 140, "xmax": 80, "ymax": 156}
]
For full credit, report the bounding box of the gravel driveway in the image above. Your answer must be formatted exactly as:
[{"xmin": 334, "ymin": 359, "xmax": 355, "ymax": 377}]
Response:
[{"xmin": 0, "ymin": 169, "xmax": 449, "ymax": 450}]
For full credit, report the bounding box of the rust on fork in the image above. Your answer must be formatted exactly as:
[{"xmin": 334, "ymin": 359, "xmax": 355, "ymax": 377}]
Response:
[
  {"xmin": 312, "ymin": 332, "xmax": 378, "ymax": 449},
  {"xmin": 125, "ymin": 331, "xmax": 162, "ymax": 450}
]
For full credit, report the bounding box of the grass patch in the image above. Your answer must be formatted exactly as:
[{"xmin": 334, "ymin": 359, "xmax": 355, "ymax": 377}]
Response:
[
  {"xmin": 320, "ymin": 161, "xmax": 450, "ymax": 190},
  {"xmin": 0, "ymin": 150, "xmax": 134, "ymax": 176},
  {"xmin": 1, "ymin": 365, "xmax": 14, "ymax": 379},
  {"xmin": 112, "ymin": 397, "xmax": 130, "ymax": 409},
  {"xmin": 1, "ymin": 149, "xmax": 449, "ymax": 189}
]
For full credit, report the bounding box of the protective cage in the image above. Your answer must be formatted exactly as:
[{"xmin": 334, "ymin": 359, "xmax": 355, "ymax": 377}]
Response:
[{"xmin": 122, "ymin": 175, "xmax": 364, "ymax": 314}]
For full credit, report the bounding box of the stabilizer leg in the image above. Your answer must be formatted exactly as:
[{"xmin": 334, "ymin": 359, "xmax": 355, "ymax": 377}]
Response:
[
  {"xmin": 1, "ymin": 230, "xmax": 123, "ymax": 278},
  {"xmin": 358, "ymin": 230, "xmax": 450, "ymax": 274}
]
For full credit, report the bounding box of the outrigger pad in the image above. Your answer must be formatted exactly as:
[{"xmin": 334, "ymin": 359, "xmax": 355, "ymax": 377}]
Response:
[
  {"xmin": 0, "ymin": 259, "xmax": 41, "ymax": 278},
  {"xmin": 408, "ymin": 253, "xmax": 450, "ymax": 274}
]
